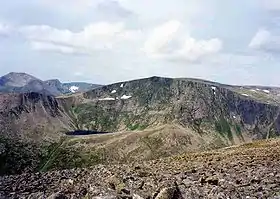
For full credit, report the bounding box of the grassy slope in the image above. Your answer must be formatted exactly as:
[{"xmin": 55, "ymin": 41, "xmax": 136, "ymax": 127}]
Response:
[{"xmin": 41, "ymin": 123, "xmax": 251, "ymax": 171}]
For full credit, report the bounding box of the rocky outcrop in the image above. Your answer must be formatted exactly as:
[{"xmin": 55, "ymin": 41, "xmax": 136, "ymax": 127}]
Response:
[
  {"xmin": 0, "ymin": 93, "xmax": 71, "ymax": 175},
  {"xmin": 71, "ymin": 76, "xmax": 280, "ymax": 141},
  {"xmin": 0, "ymin": 138, "xmax": 280, "ymax": 198},
  {"xmin": 0, "ymin": 92, "xmax": 71, "ymax": 141}
]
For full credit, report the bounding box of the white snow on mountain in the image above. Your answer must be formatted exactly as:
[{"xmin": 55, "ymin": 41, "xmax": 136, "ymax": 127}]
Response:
[
  {"xmin": 98, "ymin": 97, "xmax": 116, "ymax": 101},
  {"xmin": 121, "ymin": 95, "xmax": 132, "ymax": 99},
  {"xmin": 263, "ymin": 90, "xmax": 270, "ymax": 93},
  {"xmin": 69, "ymin": 86, "xmax": 79, "ymax": 93}
]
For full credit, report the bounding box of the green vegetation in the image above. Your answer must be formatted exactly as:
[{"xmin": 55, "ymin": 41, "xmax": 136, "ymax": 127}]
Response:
[
  {"xmin": 40, "ymin": 144, "xmax": 105, "ymax": 171},
  {"xmin": 71, "ymin": 103, "xmax": 119, "ymax": 132},
  {"xmin": 234, "ymin": 124, "xmax": 242, "ymax": 136},
  {"xmin": 267, "ymin": 127, "xmax": 279, "ymax": 139},
  {"xmin": 70, "ymin": 103, "xmax": 151, "ymax": 132},
  {"xmin": 215, "ymin": 117, "xmax": 233, "ymax": 141},
  {"xmin": 127, "ymin": 123, "xmax": 148, "ymax": 131},
  {"xmin": 0, "ymin": 136, "xmax": 56, "ymax": 175}
]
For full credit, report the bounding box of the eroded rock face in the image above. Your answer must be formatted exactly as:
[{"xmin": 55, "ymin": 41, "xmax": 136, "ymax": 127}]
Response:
[
  {"xmin": 1, "ymin": 139, "xmax": 280, "ymax": 199},
  {"xmin": 0, "ymin": 92, "xmax": 70, "ymax": 141},
  {"xmin": 74, "ymin": 77, "xmax": 280, "ymax": 140}
]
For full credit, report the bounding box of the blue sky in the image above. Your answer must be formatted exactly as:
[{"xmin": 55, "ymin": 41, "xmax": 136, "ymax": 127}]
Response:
[{"xmin": 0, "ymin": 0, "xmax": 280, "ymax": 85}]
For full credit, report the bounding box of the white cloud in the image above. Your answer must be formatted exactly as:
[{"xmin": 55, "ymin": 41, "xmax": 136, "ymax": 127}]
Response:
[
  {"xmin": 177, "ymin": 38, "xmax": 222, "ymax": 61},
  {"xmin": 30, "ymin": 41, "xmax": 79, "ymax": 54},
  {"xmin": 143, "ymin": 20, "xmax": 181, "ymax": 55},
  {"xmin": 143, "ymin": 20, "xmax": 223, "ymax": 61},
  {"xmin": 40, "ymin": 0, "xmax": 96, "ymax": 13},
  {"xmin": 20, "ymin": 22, "xmax": 141, "ymax": 54},
  {"xmin": 249, "ymin": 29, "xmax": 271, "ymax": 49},
  {"xmin": 0, "ymin": 23, "xmax": 12, "ymax": 35},
  {"xmin": 249, "ymin": 29, "xmax": 280, "ymax": 52},
  {"xmin": 260, "ymin": 0, "xmax": 280, "ymax": 10}
]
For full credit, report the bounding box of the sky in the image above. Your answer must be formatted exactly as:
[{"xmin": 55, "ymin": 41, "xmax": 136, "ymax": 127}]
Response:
[{"xmin": 0, "ymin": 0, "xmax": 280, "ymax": 86}]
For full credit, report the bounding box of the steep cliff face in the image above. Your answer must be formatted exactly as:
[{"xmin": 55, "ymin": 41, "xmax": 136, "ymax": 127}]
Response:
[
  {"xmin": 0, "ymin": 92, "xmax": 71, "ymax": 141},
  {"xmin": 70, "ymin": 76, "xmax": 280, "ymax": 143},
  {"xmin": 0, "ymin": 92, "xmax": 73, "ymax": 175}
]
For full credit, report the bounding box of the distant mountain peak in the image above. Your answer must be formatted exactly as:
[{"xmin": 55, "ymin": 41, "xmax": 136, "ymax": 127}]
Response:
[
  {"xmin": 0, "ymin": 72, "xmax": 102, "ymax": 96},
  {"xmin": 0, "ymin": 72, "xmax": 39, "ymax": 87}
]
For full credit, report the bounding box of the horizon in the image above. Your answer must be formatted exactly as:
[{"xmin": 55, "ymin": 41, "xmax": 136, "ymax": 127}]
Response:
[{"xmin": 1, "ymin": 71, "xmax": 280, "ymax": 88}]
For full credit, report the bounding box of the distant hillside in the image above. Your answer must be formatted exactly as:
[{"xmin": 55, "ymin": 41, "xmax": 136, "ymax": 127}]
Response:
[
  {"xmin": 0, "ymin": 72, "xmax": 102, "ymax": 96},
  {"xmin": 1, "ymin": 76, "xmax": 280, "ymax": 175}
]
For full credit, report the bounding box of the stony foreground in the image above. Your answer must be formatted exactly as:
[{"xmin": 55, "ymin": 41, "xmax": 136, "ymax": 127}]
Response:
[{"xmin": 1, "ymin": 139, "xmax": 280, "ymax": 199}]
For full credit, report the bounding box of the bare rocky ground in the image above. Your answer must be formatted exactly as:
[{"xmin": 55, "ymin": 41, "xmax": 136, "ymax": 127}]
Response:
[{"xmin": 0, "ymin": 139, "xmax": 280, "ymax": 199}]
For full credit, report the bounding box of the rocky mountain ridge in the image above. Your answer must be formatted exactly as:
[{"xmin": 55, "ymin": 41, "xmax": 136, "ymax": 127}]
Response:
[
  {"xmin": 0, "ymin": 72, "xmax": 101, "ymax": 96},
  {"xmin": 1, "ymin": 76, "xmax": 280, "ymax": 175}
]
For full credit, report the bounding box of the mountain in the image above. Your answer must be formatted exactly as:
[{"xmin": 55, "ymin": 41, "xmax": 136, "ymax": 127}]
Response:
[
  {"xmin": 0, "ymin": 72, "xmax": 102, "ymax": 96},
  {"xmin": 1, "ymin": 76, "xmax": 280, "ymax": 176},
  {"xmin": 0, "ymin": 72, "xmax": 39, "ymax": 87}
]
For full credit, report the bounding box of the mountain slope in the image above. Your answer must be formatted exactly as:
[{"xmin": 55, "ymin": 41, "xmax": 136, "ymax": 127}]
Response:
[
  {"xmin": 0, "ymin": 72, "xmax": 101, "ymax": 96},
  {"xmin": 0, "ymin": 72, "xmax": 39, "ymax": 88},
  {"xmin": 67, "ymin": 76, "xmax": 280, "ymax": 140},
  {"xmin": 1, "ymin": 138, "xmax": 280, "ymax": 198},
  {"xmin": 1, "ymin": 76, "xmax": 280, "ymax": 175}
]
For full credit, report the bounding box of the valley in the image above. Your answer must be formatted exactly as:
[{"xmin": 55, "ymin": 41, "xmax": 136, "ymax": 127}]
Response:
[{"xmin": 0, "ymin": 74, "xmax": 280, "ymax": 198}]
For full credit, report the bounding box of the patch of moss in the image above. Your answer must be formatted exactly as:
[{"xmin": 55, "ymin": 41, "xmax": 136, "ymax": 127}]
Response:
[
  {"xmin": 0, "ymin": 136, "xmax": 56, "ymax": 175},
  {"xmin": 71, "ymin": 103, "xmax": 120, "ymax": 132},
  {"xmin": 40, "ymin": 142, "xmax": 106, "ymax": 171},
  {"xmin": 215, "ymin": 117, "xmax": 233, "ymax": 141},
  {"xmin": 127, "ymin": 123, "xmax": 148, "ymax": 131}
]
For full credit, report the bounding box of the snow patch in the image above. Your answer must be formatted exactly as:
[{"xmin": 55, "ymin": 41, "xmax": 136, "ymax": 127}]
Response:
[
  {"xmin": 211, "ymin": 86, "xmax": 216, "ymax": 95},
  {"xmin": 111, "ymin": 90, "xmax": 116, "ymax": 94},
  {"xmin": 256, "ymin": 88, "xmax": 260, "ymax": 91},
  {"xmin": 250, "ymin": 89, "xmax": 257, "ymax": 92},
  {"xmin": 69, "ymin": 86, "xmax": 79, "ymax": 93},
  {"xmin": 211, "ymin": 86, "xmax": 216, "ymax": 91},
  {"xmin": 263, "ymin": 90, "xmax": 270, "ymax": 93},
  {"xmin": 121, "ymin": 95, "xmax": 132, "ymax": 99},
  {"xmin": 98, "ymin": 97, "xmax": 115, "ymax": 101},
  {"xmin": 242, "ymin": 93, "xmax": 249, "ymax": 97},
  {"xmin": 233, "ymin": 115, "xmax": 236, "ymax": 119},
  {"xmin": 120, "ymin": 83, "xmax": 124, "ymax": 88}
]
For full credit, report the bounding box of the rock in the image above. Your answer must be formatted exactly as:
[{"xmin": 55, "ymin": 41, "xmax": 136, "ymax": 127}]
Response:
[
  {"xmin": 68, "ymin": 179, "xmax": 74, "ymax": 185},
  {"xmin": 182, "ymin": 178, "xmax": 194, "ymax": 187},
  {"xmin": 138, "ymin": 181, "xmax": 144, "ymax": 190},
  {"xmin": 206, "ymin": 176, "xmax": 219, "ymax": 186},
  {"xmin": 47, "ymin": 192, "xmax": 67, "ymax": 199},
  {"xmin": 132, "ymin": 194, "xmax": 144, "ymax": 199},
  {"xmin": 154, "ymin": 183, "xmax": 183, "ymax": 199},
  {"xmin": 121, "ymin": 188, "xmax": 130, "ymax": 195}
]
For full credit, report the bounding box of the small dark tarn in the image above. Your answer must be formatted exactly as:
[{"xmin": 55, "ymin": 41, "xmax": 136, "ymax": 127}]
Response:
[{"xmin": 65, "ymin": 130, "xmax": 111, "ymax": 136}]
